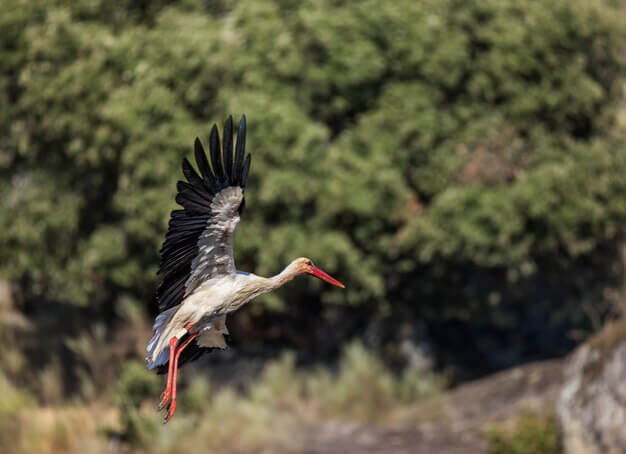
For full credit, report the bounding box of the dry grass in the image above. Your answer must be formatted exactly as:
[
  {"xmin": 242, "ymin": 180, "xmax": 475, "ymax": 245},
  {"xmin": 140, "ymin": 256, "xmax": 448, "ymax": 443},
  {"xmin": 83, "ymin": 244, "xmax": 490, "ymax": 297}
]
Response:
[
  {"xmin": 0, "ymin": 372, "xmax": 115, "ymax": 454},
  {"xmin": 0, "ymin": 342, "xmax": 444, "ymax": 454}
]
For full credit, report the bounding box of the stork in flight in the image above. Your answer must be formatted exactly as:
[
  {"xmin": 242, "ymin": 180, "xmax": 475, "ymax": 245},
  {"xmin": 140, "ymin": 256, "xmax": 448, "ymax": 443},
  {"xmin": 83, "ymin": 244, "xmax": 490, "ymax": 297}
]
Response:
[{"xmin": 146, "ymin": 115, "xmax": 345, "ymax": 422}]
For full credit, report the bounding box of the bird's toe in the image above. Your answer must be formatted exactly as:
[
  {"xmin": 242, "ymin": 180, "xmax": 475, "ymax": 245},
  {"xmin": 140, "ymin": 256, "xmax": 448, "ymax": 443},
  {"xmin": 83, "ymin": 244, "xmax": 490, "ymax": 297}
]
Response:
[
  {"xmin": 163, "ymin": 400, "xmax": 177, "ymax": 423},
  {"xmin": 158, "ymin": 390, "xmax": 171, "ymax": 410}
]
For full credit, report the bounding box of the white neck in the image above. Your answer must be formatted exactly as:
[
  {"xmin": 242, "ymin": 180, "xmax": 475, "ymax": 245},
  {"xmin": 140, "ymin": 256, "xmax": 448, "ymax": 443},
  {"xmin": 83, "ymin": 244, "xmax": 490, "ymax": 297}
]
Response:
[
  {"xmin": 237, "ymin": 261, "xmax": 302, "ymax": 305},
  {"xmin": 267, "ymin": 262, "xmax": 301, "ymax": 291}
]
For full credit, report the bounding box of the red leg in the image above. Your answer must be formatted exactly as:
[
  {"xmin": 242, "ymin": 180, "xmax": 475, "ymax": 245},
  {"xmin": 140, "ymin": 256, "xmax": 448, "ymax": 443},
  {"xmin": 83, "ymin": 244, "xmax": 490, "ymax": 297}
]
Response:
[
  {"xmin": 164, "ymin": 331, "xmax": 198, "ymax": 423},
  {"xmin": 158, "ymin": 336, "xmax": 179, "ymax": 410},
  {"xmin": 158, "ymin": 323, "xmax": 194, "ymax": 410}
]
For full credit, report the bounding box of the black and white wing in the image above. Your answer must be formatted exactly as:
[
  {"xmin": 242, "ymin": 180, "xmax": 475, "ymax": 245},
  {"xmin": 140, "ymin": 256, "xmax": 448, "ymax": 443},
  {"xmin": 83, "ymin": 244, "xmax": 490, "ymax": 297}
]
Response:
[{"xmin": 156, "ymin": 115, "xmax": 251, "ymax": 313}]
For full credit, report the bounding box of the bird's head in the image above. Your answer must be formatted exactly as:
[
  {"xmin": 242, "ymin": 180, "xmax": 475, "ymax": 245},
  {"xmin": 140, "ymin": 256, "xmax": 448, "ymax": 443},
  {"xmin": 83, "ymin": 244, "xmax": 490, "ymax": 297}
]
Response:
[{"xmin": 291, "ymin": 257, "xmax": 345, "ymax": 288}]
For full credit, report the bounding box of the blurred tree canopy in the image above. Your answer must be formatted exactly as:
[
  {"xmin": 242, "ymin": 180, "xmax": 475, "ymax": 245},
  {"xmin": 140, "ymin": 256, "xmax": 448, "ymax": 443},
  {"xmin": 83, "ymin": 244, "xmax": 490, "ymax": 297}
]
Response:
[{"xmin": 1, "ymin": 0, "xmax": 625, "ymax": 375}]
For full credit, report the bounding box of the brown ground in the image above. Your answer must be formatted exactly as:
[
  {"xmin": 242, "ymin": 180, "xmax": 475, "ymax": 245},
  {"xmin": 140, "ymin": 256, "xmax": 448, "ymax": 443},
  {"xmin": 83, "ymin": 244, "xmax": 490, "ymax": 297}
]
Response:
[{"xmin": 281, "ymin": 359, "xmax": 564, "ymax": 454}]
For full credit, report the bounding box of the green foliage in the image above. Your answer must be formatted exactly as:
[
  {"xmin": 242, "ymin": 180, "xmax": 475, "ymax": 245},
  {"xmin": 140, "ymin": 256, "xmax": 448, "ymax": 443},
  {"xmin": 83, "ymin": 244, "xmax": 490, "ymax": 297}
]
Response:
[
  {"xmin": 246, "ymin": 342, "xmax": 444, "ymax": 423},
  {"xmin": 114, "ymin": 360, "xmax": 160, "ymax": 408},
  {"xmin": 302, "ymin": 342, "xmax": 444, "ymax": 422},
  {"xmin": 487, "ymin": 410, "xmax": 562, "ymax": 454},
  {"xmin": 0, "ymin": 0, "xmax": 625, "ymax": 370},
  {"xmin": 113, "ymin": 360, "xmax": 160, "ymax": 444}
]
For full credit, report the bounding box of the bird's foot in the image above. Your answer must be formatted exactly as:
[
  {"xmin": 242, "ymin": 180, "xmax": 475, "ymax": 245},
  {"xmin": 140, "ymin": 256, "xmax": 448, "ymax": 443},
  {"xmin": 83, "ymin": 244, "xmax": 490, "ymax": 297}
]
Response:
[
  {"xmin": 158, "ymin": 388, "xmax": 171, "ymax": 410},
  {"xmin": 163, "ymin": 399, "xmax": 176, "ymax": 424}
]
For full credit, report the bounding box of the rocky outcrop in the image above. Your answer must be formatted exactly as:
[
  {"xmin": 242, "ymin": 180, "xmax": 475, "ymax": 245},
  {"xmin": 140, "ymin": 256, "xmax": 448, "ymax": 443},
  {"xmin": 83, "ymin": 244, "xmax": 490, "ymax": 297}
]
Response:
[{"xmin": 558, "ymin": 319, "xmax": 626, "ymax": 454}]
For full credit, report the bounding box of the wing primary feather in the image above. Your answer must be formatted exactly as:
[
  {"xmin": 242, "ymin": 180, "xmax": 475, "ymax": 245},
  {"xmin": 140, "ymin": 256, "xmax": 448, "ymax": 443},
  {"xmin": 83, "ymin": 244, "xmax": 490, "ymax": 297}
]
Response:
[
  {"xmin": 209, "ymin": 124, "xmax": 225, "ymax": 182},
  {"xmin": 161, "ymin": 232, "xmax": 203, "ymax": 250},
  {"xmin": 176, "ymin": 181, "xmax": 212, "ymax": 208},
  {"xmin": 165, "ymin": 219, "xmax": 208, "ymax": 233},
  {"xmin": 157, "ymin": 273, "xmax": 188, "ymax": 310},
  {"xmin": 175, "ymin": 195, "xmax": 209, "ymax": 213},
  {"xmin": 194, "ymin": 138, "xmax": 213, "ymax": 180},
  {"xmin": 182, "ymin": 158, "xmax": 204, "ymax": 187},
  {"xmin": 176, "ymin": 180, "xmax": 210, "ymax": 201},
  {"xmin": 223, "ymin": 116, "xmax": 234, "ymax": 183},
  {"xmin": 160, "ymin": 252, "xmax": 196, "ymax": 276},
  {"xmin": 169, "ymin": 209, "xmax": 184, "ymax": 217},
  {"xmin": 195, "ymin": 137, "xmax": 219, "ymax": 192},
  {"xmin": 161, "ymin": 243, "xmax": 197, "ymax": 264},
  {"xmin": 241, "ymin": 154, "xmax": 252, "ymax": 189},
  {"xmin": 160, "ymin": 235, "xmax": 199, "ymax": 253},
  {"xmin": 234, "ymin": 115, "xmax": 246, "ymax": 185},
  {"xmin": 159, "ymin": 248, "xmax": 197, "ymax": 275}
]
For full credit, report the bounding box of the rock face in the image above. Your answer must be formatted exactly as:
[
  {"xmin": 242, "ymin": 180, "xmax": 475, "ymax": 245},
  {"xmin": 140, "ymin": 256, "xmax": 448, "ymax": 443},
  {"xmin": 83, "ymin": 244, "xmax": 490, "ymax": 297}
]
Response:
[{"xmin": 558, "ymin": 320, "xmax": 626, "ymax": 454}]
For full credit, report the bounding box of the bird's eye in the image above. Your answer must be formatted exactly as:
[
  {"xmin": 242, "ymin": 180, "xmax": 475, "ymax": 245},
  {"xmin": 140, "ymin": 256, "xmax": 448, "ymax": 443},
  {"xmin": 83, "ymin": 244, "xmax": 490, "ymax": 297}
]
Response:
[{"xmin": 306, "ymin": 260, "xmax": 313, "ymax": 266}]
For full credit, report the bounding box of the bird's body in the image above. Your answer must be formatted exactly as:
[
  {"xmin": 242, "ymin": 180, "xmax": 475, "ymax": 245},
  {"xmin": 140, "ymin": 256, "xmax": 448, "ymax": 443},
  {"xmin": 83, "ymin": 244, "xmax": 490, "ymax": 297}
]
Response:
[
  {"xmin": 146, "ymin": 115, "xmax": 344, "ymax": 422},
  {"xmin": 147, "ymin": 264, "xmax": 303, "ymax": 369}
]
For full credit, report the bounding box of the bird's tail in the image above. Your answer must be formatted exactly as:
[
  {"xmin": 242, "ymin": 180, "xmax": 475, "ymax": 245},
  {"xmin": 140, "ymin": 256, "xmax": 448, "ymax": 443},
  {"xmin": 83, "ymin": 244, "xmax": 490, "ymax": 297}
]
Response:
[{"xmin": 145, "ymin": 306, "xmax": 178, "ymax": 369}]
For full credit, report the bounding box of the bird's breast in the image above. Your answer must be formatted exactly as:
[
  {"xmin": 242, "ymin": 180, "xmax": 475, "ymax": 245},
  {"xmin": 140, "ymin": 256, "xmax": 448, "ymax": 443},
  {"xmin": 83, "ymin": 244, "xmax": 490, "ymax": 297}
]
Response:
[{"xmin": 184, "ymin": 274, "xmax": 258, "ymax": 317}]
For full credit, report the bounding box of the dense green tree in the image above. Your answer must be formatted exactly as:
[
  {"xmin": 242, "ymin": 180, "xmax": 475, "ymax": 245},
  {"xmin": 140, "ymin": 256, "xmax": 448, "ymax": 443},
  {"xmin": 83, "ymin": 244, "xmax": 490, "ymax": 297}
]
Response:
[{"xmin": 1, "ymin": 0, "xmax": 625, "ymax": 378}]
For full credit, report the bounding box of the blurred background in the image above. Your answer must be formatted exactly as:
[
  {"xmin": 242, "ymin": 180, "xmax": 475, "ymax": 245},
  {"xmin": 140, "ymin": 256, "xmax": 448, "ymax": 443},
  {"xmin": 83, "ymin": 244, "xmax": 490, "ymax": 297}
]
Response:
[{"xmin": 1, "ymin": 1, "xmax": 626, "ymax": 453}]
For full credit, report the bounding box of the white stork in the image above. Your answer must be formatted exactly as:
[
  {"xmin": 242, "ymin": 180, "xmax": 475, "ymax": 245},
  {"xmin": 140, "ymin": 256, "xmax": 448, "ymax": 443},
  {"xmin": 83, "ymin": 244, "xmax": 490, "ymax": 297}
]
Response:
[{"xmin": 146, "ymin": 115, "xmax": 345, "ymax": 422}]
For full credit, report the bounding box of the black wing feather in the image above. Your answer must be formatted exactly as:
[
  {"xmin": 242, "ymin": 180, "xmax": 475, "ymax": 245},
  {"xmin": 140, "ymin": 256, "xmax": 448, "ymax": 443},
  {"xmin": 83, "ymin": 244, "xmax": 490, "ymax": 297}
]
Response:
[
  {"xmin": 182, "ymin": 158, "xmax": 205, "ymax": 188},
  {"xmin": 209, "ymin": 125, "xmax": 225, "ymax": 182},
  {"xmin": 241, "ymin": 154, "xmax": 252, "ymax": 189},
  {"xmin": 194, "ymin": 138, "xmax": 212, "ymax": 180},
  {"xmin": 156, "ymin": 115, "xmax": 250, "ymax": 313},
  {"xmin": 223, "ymin": 116, "xmax": 234, "ymax": 182},
  {"xmin": 233, "ymin": 115, "xmax": 246, "ymax": 185}
]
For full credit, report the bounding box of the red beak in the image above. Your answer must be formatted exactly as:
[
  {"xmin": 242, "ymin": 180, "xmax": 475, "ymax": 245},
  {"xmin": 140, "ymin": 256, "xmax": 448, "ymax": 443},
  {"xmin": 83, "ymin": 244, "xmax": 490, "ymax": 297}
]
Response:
[{"xmin": 308, "ymin": 265, "xmax": 345, "ymax": 288}]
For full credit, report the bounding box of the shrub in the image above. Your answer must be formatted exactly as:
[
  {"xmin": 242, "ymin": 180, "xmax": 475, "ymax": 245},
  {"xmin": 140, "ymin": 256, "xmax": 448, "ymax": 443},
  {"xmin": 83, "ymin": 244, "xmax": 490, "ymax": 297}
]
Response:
[{"xmin": 487, "ymin": 410, "xmax": 562, "ymax": 454}]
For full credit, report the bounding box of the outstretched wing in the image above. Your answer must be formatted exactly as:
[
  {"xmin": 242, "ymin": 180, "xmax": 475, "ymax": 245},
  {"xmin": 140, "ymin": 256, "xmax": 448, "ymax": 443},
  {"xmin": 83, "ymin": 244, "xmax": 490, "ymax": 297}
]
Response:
[{"xmin": 156, "ymin": 115, "xmax": 251, "ymax": 313}]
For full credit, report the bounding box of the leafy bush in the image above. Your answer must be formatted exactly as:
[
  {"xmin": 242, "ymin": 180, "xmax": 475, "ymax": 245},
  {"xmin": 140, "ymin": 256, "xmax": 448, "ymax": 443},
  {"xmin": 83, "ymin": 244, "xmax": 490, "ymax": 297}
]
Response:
[
  {"xmin": 487, "ymin": 411, "xmax": 562, "ymax": 454},
  {"xmin": 1, "ymin": 0, "xmax": 625, "ymax": 379},
  {"xmin": 303, "ymin": 342, "xmax": 444, "ymax": 422},
  {"xmin": 113, "ymin": 360, "xmax": 161, "ymax": 444},
  {"xmin": 243, "ymin": 341, "xmax": 444, "ymax": 424}
]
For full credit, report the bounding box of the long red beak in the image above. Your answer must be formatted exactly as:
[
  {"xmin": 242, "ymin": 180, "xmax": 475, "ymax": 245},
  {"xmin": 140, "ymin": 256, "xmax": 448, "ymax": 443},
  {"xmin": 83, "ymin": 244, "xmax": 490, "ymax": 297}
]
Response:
[{"xmin": 308, "ymin": 265, "xmax": 345, "ymax": 288}]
